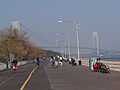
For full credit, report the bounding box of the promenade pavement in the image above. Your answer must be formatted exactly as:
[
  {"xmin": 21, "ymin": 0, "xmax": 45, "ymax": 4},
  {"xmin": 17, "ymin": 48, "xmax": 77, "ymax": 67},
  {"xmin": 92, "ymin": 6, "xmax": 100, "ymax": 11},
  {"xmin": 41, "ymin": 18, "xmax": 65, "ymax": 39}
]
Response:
[
  {"xmin": 45, "ymin": 61, "xmax": 120, "ymax": 90},
  {"xmin": 0, "ymin": 60, "xmax": 120, "ymax": 90}
]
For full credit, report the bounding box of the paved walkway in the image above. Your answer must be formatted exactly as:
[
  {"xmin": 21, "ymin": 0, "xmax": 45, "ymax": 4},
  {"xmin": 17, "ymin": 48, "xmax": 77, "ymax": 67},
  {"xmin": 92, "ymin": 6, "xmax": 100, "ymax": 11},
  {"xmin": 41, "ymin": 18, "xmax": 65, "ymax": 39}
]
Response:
[
  {"xmin": 45, "ymin": 61, "xmax": 120, "ymax": 90},
  {"xmin": 0, "ymin": 60, "xmax": 120, "ymax": 90}
]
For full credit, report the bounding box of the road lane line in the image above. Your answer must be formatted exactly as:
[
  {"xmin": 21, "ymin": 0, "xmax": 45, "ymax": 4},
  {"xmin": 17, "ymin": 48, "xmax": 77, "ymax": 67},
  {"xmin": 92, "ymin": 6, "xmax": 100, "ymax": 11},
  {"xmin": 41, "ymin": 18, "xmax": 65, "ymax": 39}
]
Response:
[
  {"xmin": 19, "ymin": 68, "xmax": 25, "ymax": 72},
  {"xmin": 20, "ymin": 66, "xmax": 37, "ymax": 90},
  {"xmin": 0, "ymin": 66, "xmax": 29, "ymax": 87},
  {"xmin": 44, "ymin": 67, "xmax": 54, "ymax": 90},
  {"xmin": 0, "ymin": 74, "xmax": 16, "ymax": 87}
]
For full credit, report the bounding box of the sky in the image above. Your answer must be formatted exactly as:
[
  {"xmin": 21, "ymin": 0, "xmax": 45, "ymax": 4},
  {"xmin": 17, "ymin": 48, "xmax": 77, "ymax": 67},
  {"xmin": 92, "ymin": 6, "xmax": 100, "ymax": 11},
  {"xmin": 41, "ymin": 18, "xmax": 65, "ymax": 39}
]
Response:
[{"xmin": 0, "ymin": 0, "xmax": 120, "ymax": 51}]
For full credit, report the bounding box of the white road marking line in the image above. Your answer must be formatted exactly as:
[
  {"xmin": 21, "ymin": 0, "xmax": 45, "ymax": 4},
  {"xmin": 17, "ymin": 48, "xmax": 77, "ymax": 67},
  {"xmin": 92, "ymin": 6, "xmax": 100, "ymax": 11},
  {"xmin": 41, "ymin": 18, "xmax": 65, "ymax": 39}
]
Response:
[
  {"xmin": 0, "ymin": 74, "xmax": 16, "ymax": 87},
  {"xmin": 44, "ymin": 66, "xmax": 54, "ymax": 90}
]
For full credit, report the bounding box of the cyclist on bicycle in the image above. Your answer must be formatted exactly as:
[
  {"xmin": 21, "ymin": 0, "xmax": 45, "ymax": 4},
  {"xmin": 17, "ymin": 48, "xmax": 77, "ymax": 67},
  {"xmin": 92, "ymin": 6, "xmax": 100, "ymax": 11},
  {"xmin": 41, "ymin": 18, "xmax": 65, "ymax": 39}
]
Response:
[{"xmin": 12, "ymin": 59, "xmax": 18, "ymax": 71}]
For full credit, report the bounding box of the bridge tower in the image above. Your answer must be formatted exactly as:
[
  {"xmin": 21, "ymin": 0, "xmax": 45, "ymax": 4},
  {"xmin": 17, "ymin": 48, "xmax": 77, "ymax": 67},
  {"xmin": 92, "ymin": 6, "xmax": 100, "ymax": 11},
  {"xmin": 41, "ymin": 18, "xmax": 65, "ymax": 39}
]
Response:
[
  {"xmin": 12, "ymin": 21, "xmax": 20, "ymax": 31},
  {"xmin": 92, "ymin": 32, "xmax": 100, "ymax": 56}
]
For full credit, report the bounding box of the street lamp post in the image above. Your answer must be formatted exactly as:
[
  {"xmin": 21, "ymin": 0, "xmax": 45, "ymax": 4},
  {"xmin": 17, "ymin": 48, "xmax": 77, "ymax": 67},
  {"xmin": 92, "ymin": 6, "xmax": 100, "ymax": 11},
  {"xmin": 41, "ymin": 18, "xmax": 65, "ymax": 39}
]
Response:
[
  {"xmin": 67, "ymin": 35, "xmax": 71, "ymax": 59},
  {"xmin": 56, "ymin": 33, "xmax": 71, "ymax": 59},
  {"xmin": 58, "ymin": 20, "xmax": 80, "ymax": 61},
  {"xmin": 56, "ymin": 39, "xmax": 63, "ymax": 57},
  {"xmin": 56, "ymin": 39, "xmax": 59, "ymax": 53}
]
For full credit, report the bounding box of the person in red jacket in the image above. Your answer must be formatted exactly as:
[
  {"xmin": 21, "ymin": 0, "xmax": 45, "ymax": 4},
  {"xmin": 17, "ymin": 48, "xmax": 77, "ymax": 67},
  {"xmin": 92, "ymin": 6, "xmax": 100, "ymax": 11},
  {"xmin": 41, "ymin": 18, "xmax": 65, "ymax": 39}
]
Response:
[{"xmin": 93, "ymin": 62, "xmax": 98, "ymax": 72}]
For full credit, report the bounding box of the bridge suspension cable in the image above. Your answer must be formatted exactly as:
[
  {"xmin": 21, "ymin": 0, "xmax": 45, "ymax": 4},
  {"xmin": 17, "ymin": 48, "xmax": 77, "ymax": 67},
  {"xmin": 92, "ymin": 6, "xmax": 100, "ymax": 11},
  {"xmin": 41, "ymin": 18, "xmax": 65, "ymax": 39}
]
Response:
[{"xmin": 20, "ymin": 23, "xmax": 55, "ymax": 46}]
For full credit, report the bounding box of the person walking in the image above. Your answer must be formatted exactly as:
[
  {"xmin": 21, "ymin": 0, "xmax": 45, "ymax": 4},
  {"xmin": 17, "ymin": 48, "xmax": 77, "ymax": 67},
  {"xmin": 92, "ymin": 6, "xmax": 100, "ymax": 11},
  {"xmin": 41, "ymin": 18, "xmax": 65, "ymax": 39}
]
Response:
[
  {"xmin": 71, "ymin": 58, "xmax": 76, "ymax": 66},
  {"xmin": 59, "ymin": 56, "xmax": 63, "ymax": 67},
  {"xmin": 50, "ymin": 56, "xmax": 55, "ymax": 67},
  {"xmin": 36, "ymin": 57, "xmax": 40, "ymax": 68},
  {"xmin": 55, "ymin": 56, "xmax": 59, "ymax": 67}
]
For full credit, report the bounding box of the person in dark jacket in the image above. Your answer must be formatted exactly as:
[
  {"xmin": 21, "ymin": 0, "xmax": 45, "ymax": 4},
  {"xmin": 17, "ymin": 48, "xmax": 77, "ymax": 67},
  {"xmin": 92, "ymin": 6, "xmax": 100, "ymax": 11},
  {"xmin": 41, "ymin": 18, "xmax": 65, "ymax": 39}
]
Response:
[
  {"xmin": 36, "ymin": 57, "xmax": 40, "ymax": 66},
  {"xmin": 71, "ymin": 58, "xmax": 76, "ymax": 66},
  {"xmin": 12, "ymin": 59, "xmax": 18, "ymax": 70}
]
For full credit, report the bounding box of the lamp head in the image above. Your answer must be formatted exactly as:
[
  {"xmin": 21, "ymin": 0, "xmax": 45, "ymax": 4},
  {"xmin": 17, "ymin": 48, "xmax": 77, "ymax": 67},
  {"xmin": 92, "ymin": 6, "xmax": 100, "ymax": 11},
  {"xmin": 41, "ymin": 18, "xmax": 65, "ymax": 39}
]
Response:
[
  {"xmin": 56, "ymin": 33, "xmax": 60, "ymax": 35},
  {"xmin": 58, "ymin": 20, "xmax": 63, "ymax": 23}
]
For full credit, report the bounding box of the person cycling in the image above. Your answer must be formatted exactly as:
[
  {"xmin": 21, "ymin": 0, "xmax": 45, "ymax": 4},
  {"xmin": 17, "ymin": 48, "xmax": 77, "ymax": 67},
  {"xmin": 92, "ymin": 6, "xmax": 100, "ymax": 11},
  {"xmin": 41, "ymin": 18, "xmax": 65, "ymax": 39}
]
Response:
[{"xmin": 12, "ymin": 59, "xmax": 18, "ymax": 71}]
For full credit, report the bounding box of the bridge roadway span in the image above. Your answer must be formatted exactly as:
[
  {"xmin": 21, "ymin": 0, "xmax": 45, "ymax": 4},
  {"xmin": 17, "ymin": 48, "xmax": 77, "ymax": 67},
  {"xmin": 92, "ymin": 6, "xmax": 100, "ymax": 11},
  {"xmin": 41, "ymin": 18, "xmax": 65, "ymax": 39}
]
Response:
[{"xmin": 0, "ymin": 60, "xmax": 120, "ymax": 90}]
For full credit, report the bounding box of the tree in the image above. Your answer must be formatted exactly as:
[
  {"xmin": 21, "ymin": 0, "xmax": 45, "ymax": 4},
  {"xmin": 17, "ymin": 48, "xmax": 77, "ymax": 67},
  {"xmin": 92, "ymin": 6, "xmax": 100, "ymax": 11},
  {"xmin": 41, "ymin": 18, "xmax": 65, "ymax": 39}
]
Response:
[{"xmin": 0, "ymin": 27, "xmax": 45, "ymax": 63}]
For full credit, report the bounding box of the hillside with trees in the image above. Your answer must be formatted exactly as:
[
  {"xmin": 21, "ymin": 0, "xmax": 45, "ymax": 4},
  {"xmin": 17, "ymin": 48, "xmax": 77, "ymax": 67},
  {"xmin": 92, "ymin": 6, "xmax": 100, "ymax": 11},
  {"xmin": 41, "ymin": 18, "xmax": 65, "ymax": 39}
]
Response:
[{"xmin": 0, "ymin": 27, "xmax": 45, "ymax": 62}]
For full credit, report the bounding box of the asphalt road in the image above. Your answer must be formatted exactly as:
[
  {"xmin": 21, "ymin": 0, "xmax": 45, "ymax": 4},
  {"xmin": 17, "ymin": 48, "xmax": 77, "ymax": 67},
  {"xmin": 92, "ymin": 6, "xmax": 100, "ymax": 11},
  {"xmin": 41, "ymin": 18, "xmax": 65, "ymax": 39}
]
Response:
[
  {"xmin": 0, "ymin": 60, "xmax": 120, "ymax": 90},
  {"xmin": 0, "ymin": 62, "xmax": 52, "ymax": 90}
]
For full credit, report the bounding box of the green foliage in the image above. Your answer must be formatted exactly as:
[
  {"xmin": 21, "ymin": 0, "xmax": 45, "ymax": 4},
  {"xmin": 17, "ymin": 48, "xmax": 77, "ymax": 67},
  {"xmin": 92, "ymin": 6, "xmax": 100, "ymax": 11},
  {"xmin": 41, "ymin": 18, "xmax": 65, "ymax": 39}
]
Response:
[{"xmin": 44, "ymin": 50, "xmax": 60, "ymax": 58}]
